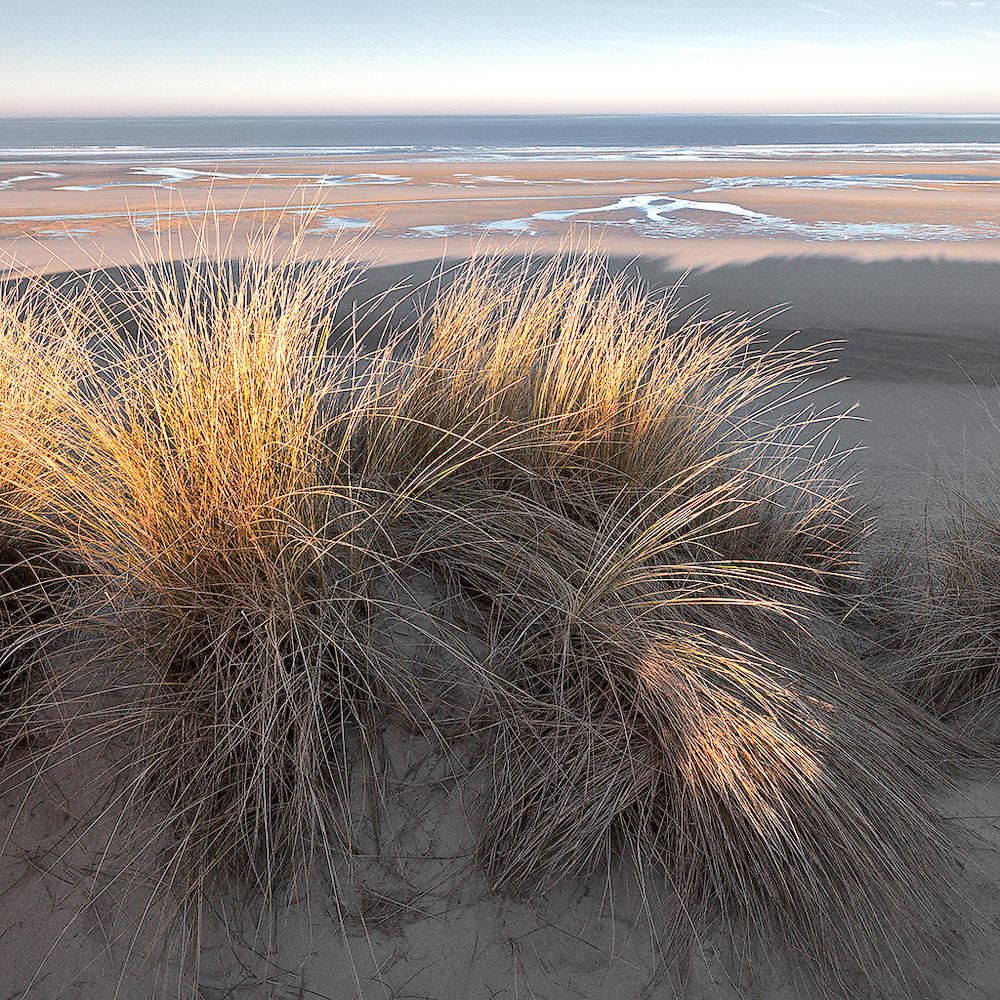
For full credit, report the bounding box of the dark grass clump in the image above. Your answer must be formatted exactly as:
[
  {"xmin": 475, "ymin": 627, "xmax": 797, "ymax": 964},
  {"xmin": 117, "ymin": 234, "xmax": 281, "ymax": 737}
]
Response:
[
  {"xmin": 879, "ymin": 471, "xmax": 1000, "ymax": 730},
  {"xmin": 0, "ymin": 283, "xmax": 85, "ymax": 711}
]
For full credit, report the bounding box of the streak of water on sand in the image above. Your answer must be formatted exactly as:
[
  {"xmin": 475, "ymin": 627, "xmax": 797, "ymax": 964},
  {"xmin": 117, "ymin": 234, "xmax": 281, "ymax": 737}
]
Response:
[
  {"xmin": 0, "ymin": 193, "xmax": 681, "ymax": 226},
  {"xmin": 451, "ymin": 173, "xmax": 683, "ymax": 185},
  {"xmin": 0, "ymin": 170, "xmax": 63, "ymax": 190},
  {"xmin": 5, "ymin": 185, "xmax": 1000, "ymax": 246},
  {"xmin": 53, "ymin": 166, "xmax": 413, "ymax": 192},
  {"xmin": 523, "ymin": 192, "xmax": 1000, "ymax": 241},
  {"xmin": 534, "ymin": 193, "xmax": 770, "ymax": 222},
  {"xmin": 399, "ymin": 190, "xmax": 1000, "ymax": 243},
  {"xmin": 301, "ymin": 216, "xmax": 373, "ymax": 232}
]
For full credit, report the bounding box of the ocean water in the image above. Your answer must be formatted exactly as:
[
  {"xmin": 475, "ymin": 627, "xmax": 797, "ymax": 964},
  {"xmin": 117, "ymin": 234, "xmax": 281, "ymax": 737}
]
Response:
[{"xmin": 4, "ymin": 114, "xmax": 1000, "ymax": 161}]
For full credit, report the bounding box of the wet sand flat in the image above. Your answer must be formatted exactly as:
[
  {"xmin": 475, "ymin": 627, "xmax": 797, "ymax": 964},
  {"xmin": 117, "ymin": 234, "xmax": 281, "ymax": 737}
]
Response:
[{"xmin": 4, "ymin": 155, "xmax": 1000, "ymax": 275}]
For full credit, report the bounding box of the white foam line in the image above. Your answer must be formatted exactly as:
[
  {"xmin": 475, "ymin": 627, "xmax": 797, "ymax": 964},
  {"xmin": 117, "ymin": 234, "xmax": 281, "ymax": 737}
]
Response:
[
  {"xmin": 6, "ymin": 142, "xmax": 1000, "ymax": 165},
  {"xmin": 694, "ymin": 175, "xmax": 938, "ymax": 192},
  {"xmin": 56, "ymin": 167, "xmax": 230, "ymax": 190},
  {"xmin": 50, "ymin": 167, "xmax": 413, "ymax": 192},
  {"xmin": 133, "ymin": 166, "xmax": 212, "ymax": 183},
  {"xmin": 400, "ymin": 143, "xmax": 1000, "ymax": 163},
  {"xmin": 460, "ymin": 174, "xmax": 688, "ymax": 186},
  {"xmin": 312, "ymin": 173, "xmax": 411, "ymax": 186},
  {"xmin": 561, "ymin": 176, "xmax": 683, "ymax": 184},
  {"xmin": 134, "ymin": 166, "xmax": 411, "ymax": 186},
  {"xmin": 533, "ymin": 193, "xmax": 772, "ymax": 223},
  {"xmin": 55, "ymin": 183, "xmax": 165, "ymax": 191}
]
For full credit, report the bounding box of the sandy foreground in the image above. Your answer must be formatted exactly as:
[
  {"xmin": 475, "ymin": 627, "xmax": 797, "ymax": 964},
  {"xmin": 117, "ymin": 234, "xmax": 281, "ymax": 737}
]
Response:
[{"xmin": 2, "ymin": 158, "xmax": 1000, "ymax": 998}]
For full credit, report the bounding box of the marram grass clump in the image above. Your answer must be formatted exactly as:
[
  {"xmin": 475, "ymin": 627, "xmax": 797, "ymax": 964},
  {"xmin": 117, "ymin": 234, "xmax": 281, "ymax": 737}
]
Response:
[
  {"xmin": 393, "ymin": 255, "xmax": 972, "ymax": 996},
  {"xmin": 880, "ymin": 443, "xmax": 1000, "ymax": 730},
  {"xmin": 1, "ymin": 235, "xmax": 466, "ymax": 900},
  {"xmin": 0, "ymin": 242, "xmax": 978, "ymax": 997}
]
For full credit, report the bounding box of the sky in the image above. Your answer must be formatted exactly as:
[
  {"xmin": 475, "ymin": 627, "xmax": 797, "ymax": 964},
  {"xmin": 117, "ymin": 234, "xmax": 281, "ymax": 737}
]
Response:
[{"xmin": 3, "ymin": 0, "xmax": 1000, "ymax": 115}]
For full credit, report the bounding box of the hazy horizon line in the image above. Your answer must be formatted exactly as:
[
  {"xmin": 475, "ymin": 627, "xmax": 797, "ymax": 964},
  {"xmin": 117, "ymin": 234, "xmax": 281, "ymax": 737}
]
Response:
[{"xmin": 3, "ymin": 110, "xmax": 1000, "ymax": 120}]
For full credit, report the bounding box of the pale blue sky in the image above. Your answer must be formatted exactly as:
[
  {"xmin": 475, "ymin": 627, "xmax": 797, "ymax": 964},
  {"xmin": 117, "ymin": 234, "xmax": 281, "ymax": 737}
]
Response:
[{"xmin": 3, "ymin": 0, "xmax": 1000, "ymax": 114}]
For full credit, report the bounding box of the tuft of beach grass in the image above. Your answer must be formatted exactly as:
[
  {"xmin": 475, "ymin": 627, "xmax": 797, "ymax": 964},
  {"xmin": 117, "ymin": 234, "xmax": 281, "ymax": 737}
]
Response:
[
  {"xmin": 0, "ymin": 238, "xmax": 981, "ymax": 997},
  {"xmin": 389, "ymin": 253, "xmax": 975, "ymax": 996},
  {"xmin": 877, "ymin": 416, "xmax": 1000, "ymax": 731},
  {"xmin": 0, "ymin": 227, "xmax": 468, "ymax": 908}
]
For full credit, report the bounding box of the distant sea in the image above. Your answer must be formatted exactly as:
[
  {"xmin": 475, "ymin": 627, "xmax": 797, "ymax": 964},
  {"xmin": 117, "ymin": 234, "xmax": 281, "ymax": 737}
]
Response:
[{"xmin": 4, "ymin": 114, "xmax": 1000, "ymax": 161}]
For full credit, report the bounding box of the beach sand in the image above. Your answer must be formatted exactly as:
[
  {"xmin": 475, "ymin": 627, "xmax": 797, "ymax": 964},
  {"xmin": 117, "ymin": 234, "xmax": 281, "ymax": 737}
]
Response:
[{"xmin": 2, "ymin": 157, "xmax": 1000, "ymax": 997}]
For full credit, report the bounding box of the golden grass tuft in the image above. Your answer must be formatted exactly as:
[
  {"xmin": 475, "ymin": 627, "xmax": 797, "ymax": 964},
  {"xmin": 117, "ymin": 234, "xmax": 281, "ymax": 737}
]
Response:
[
  {"xmin": 0, "ymin": 231, "xmax": 460, "ymax": 900},
  {"xmin": 391, "ymin": 255, "xmax": 972, "ymax": 995}
]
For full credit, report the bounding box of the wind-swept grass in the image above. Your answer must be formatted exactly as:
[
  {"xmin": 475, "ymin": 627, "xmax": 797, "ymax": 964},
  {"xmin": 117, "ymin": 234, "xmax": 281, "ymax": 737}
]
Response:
[
  {"xmin": 0, "ymin": 232, "xmax": 466, "ymax": 904},
  {"xmin": 0, "ymin": 243, "xmax": 978, "ymax": 997},
  {"xmin": 388, "ymin": 255, "xmax": 972, "ymax": 996}
]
